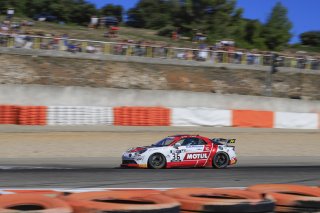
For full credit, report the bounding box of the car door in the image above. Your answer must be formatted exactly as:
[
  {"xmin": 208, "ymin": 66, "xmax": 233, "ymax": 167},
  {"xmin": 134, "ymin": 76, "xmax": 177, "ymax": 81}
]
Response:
[{"xmin": 170, "ymin": 137, "xmax": 211, "ymax": 168}]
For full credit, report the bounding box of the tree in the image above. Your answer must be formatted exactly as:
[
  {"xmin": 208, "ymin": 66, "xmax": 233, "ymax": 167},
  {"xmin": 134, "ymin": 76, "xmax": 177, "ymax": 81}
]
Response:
[
  {"xmin": 100, "ymin": 4, "xmax": 123, "ymax": 22},
  {"xmin": 126, "ymin": 0, "xmax": 174, "ymax": 29},
  {"xmin": 300, "ymin": 31, "xmax": 320, "ymax": 46},
  {"xmin": 243, "ymin": 19, "xmax": 266, "ymax": 49},
  {"xmin": 0, "ymin": 0, "xmax": 26, "ymax": 15},
  {"xmin": 263, "ymin": 2, "xmax": 292, "ymax": 50},
  {"xmin": 22, "ymin": 0, "xmax": 97, "ymax": 25}
]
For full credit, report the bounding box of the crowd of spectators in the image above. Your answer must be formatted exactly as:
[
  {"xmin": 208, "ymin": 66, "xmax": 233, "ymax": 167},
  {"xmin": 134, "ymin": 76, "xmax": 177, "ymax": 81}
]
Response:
[{"xmin": 0, "ymin": 17, "xmax": 319, "ymax": 70}]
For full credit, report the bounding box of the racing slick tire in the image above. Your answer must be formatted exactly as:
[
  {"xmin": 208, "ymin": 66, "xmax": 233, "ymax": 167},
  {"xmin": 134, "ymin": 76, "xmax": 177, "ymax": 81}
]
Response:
[
  {"xmin": 148, "ymin": 153, "xmax": 166, "ymax": 169},
  {"xmin": 212, "ymin": 152, "xmax": 229, "ymax": 169}
]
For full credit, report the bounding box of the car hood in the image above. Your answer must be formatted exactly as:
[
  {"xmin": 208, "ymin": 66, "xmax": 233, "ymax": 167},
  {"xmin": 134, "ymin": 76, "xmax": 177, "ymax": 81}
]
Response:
[{"xmin": 127, "ymin": 146, "xmax": 152, "ymax": 153}]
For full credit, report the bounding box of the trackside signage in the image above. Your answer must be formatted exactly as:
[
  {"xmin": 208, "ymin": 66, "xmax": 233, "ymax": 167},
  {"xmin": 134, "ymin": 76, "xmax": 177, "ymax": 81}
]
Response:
[{"xmin": 184, "ymin": 152, "xmax": 209, "ymax": 160}]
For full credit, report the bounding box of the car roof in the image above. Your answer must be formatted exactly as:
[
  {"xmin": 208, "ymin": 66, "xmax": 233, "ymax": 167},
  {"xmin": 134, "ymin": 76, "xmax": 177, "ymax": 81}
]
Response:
[{"xmin": 169, "ymin": 134, "xmax": 201, "ymax": 138}]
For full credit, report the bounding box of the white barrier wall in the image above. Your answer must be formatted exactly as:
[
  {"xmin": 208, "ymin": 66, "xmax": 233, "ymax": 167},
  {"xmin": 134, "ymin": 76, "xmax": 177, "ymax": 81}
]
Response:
[
  {"xmin": 47, "ymin": 106, "xmax": 113, "ymax": 125},
  {"xmin": 1, "ymin": 84, "xmax": 320, "ymax": 113},
  {"xmin": 172, "ymin": 108, "xmax": 232, "ymax": 127},
  {"xmin": 275, "ymin": 112, "xmax": 318, "ymax": 129}
]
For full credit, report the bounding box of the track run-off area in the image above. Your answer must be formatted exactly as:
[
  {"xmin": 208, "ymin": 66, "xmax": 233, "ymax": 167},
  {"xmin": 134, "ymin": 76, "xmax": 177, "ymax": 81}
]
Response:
[{"xmin": 0, "ymin": 126, "xmax": 319, "ymax": 188}]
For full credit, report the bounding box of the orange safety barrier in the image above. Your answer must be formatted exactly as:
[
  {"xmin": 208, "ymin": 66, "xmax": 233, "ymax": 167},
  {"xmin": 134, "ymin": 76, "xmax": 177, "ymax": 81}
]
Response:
[
  {"xmin": 0, "ymin": 194, "xmax": 72, "ymax": 213},
  {"xmin": 18, "ymin": 106, "xmax": 47, "ymax": 126},
  {"xmin": 163, "ymin": 188, "xmax": 275, "ymax": 213},
  {"xmin": 0, "ymin": 185, "xmax": 319, "ymax": 213},
  {"xmin": 232, "ymin": 110, "xmax": 274, "ymax": 128},
  {"xmin": 114, "ymin": 107, "xmax": 170, "ymax": 126},
  {"xmin": 0, "ymin": 105, "xmax": 19, "ymax": 125},
  {"xmin": 62, "ymin": 190, "xmax": 180, "ymax": 213},
  {"xmin": 247, "ymin": 184, "xmax": 320, "ymax": 212}
]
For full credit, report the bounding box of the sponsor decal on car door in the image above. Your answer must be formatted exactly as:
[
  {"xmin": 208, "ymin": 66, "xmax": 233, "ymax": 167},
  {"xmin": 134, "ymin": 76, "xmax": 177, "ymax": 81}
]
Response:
[{"xmin": 168, "ymin": 137, "xmax": 212, "ymax": 167}]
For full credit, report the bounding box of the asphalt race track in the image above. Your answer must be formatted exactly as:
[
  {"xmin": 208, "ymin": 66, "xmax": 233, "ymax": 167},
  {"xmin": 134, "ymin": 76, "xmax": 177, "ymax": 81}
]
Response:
[
  {"xmin": 0, "ymin": 166, "xmax": 319, "ymax": 188},
  {"xmin": 0, "ymin": 126, "xmax": 319, "ymax": 188}
]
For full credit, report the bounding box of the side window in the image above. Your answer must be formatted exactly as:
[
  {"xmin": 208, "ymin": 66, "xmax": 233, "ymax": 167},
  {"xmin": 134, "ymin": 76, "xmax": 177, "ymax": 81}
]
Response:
[
  {"xmin": 196, "ymin": 138, "xmax": 207, "ymax": 145},
  {"xmin": 176, "ymin": 137, "xmax": 207, "ymax": 146},
  {"xmin": 174, "ymin": 138, "xmax": 187, "ymax": 146}
]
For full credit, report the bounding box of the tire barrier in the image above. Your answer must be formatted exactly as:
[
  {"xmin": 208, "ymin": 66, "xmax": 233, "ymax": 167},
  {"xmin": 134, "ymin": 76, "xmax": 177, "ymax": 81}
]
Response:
[
  {"xmin": 47, "ymin": 106, "xmax": 113, "ymax": 125},
  {"xmin": 248, "ymin": 184, "xmax": 320, "ymax": 212},
  {"xmin": 0, "ymin": 185, "xmax": 319, "ymax": 212},
  {"xmin": 0, "ymin": 104, "xmax": 319, "ymax": 129},
  {"xmin": 163, "ymin": 188, "xmax": 275, "ymax": 213},
  {"xmin": 0, "ymin": 105, "xmax": 19, "ymax": 125},
  {"xmin": 0, "ymin": 194, "xmax": 72, "ymax": 213},
  {"xmin": 114, "ymin": 107, "xmax": 170, "ymax": 126},
  {"xmin": 62, "ymin": 190, "xmax": 180, "ymax": 213},
  {"xmin": 18, "ymin": 106, "xmax": 47, "ymax": 126}
]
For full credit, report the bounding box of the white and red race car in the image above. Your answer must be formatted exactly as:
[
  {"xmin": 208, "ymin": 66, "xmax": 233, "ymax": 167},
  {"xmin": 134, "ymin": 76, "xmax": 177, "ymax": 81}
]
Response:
[{"xmin": 121, "ymin": 134, "xmax": 237, "ymax": 169}]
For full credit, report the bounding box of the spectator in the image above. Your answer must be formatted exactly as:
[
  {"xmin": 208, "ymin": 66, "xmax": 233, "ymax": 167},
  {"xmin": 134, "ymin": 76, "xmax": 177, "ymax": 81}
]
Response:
[
  {"xmin": 90, "ymin": 16, "xmax": 99, "ymax": 29},
  {"xmin": 67, "ymin": 43, "xmax": 78, "ymax": 53},
  {"xmin": 14, "ymin": 33, "xmax": 26, "ymax": 48},
  {"xmin": 23, "ymin": 33, "xmax": 33, "ymax": 49},
  {"xmin": 6, "ymin": 8, "xmax": 14, "ymax": 20},
  {"xmin": 198, "ymin": 45, "xmax": 208, "ymax": 61},
  {"xmin": 86, "ymin": 44, "xmax": 96, "ymax": 53},
  {"xmin": 172, "ymin": 31, "xmax": 178, "ymax": 41}
]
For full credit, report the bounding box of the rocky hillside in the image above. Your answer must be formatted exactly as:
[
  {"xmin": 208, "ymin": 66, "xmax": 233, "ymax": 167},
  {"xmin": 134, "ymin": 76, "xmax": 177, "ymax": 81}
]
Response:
[{"xmin": 0, "ymin": 54, "xmax": 319, "ymax": 100}]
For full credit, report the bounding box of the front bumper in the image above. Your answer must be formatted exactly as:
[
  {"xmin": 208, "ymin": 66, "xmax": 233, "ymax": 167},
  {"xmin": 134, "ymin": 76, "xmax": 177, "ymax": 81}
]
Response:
[
  {"xmin": 121, "ymin": 159, "xmax": 147, "ymax": 168},
  {"xmin": 229, "ymin": 157, "xmax": 237, "ymax": 165}
]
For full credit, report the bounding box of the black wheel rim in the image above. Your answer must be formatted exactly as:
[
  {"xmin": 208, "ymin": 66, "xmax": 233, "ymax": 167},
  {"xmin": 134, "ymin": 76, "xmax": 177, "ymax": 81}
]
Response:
[
  {"xmin": 215, "ymin": 154, "xmax": 227, "ymax": 167},
  {"xmin": 151, "ymin": 155, "xmax": 164, "ymax": 167}
]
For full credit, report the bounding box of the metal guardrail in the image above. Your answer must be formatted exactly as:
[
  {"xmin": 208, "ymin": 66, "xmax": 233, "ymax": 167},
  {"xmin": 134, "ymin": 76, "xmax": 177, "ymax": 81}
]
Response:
[{"xmin": 0, "ymin": 33, "xmax": 319, "ymax": 70}]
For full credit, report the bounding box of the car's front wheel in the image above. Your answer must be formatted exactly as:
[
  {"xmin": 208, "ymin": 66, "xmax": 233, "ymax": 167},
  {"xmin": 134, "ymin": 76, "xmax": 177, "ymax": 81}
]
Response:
[
  {"xmin": 212, "ymin": 152, "xmax": 229, "ymax": 169},
  {"xmin": 148, "ymin": 153, "xmax": 166, "ymax": 169}
]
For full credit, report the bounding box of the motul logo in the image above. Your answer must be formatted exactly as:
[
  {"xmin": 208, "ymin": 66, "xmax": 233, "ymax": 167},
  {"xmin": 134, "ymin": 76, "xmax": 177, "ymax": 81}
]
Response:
[{"xmin": 184, "ymin": 152, "xmax": 208, "ymax": 160}]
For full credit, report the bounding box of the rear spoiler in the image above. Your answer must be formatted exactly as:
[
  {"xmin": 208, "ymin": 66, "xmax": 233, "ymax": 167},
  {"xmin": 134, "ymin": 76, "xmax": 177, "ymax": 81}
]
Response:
[{"xmin": 212, "ymin": 138, "xmax": 236, "ymax": 145}]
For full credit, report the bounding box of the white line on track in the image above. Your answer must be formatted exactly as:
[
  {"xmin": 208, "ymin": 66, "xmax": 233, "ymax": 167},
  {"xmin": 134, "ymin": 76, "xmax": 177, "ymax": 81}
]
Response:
[
  {"xmin": 0, "ymin": 187, "xmax": 245, "ymax": 193},
  {"xmin": 0, "ymin": 166, "xmax": 74, "ymax": 170}
]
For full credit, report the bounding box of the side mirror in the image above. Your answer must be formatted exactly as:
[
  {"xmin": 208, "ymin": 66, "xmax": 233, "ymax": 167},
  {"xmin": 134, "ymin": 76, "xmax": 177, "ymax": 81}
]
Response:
[{"xmin": 174, "ymin": 143, "xmax": 181, "ymax": 149}]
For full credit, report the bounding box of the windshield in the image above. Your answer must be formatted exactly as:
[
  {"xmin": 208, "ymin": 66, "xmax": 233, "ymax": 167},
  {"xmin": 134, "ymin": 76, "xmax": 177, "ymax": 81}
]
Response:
[{"xmin": 152, "ymin": 137, "xmax": 175, "ymax": 147}]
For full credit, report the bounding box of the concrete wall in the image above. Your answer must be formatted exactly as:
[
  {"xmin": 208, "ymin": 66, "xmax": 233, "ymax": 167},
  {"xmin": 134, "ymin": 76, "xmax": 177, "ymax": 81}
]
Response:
[{"xmin": 1, "ymin": 84, "xmax": 319, "ymax": 113}]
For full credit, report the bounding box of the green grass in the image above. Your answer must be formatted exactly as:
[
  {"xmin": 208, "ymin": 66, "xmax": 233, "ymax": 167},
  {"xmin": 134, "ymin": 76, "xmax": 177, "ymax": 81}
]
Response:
[
  {"xmin": 287, "ymin": 44, "xmax": 320, "ymax": 55},
  {"xmin": 1, "ymin": 15, "xmax": 199, "ymax": 48}
]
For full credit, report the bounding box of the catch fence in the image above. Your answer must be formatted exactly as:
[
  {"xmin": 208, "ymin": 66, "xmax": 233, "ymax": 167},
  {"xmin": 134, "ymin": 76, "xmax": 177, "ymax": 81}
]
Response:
[{"xmin": 0, "ymin": 33, "xmax": 319, "ymax": 70}]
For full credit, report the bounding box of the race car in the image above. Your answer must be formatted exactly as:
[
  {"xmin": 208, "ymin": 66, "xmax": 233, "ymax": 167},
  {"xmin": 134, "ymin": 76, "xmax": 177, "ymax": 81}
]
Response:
[{"xmin": 121, "ymin": 134, "xmax": 237, "ymax": 169}]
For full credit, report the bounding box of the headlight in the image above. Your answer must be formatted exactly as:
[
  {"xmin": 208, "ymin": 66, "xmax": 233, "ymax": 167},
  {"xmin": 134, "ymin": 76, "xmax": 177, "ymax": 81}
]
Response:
[{"xmin": 137, "ymin": 149, "xmax": 147, "ymax": 154}]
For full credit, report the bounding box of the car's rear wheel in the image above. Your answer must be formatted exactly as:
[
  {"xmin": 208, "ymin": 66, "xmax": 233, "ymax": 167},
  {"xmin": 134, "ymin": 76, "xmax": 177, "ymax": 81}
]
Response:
[
  {"xmin": 148, "ymin": 153, "xmax": 166, "ymax": 169},
  {"xmin": 212, "ymin": 152, "xmax": 229, "ymax": 169}
]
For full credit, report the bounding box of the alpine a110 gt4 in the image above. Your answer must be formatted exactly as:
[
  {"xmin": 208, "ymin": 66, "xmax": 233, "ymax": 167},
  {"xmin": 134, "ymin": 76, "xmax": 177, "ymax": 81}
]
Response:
[{"xmin": 121, "ymin": 134, "xmax": 237, "ymax": 169}]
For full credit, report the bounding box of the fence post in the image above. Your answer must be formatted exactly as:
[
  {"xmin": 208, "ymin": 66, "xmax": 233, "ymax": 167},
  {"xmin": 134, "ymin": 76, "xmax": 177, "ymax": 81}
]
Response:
[
  {"xmin": 242, "ymin": 54, "xmax": 247, "ymax": 64},
  {"xmin": 291, "ymin": 58, "xmax": 297, "ymax": 68},
  {"xmin": 81, "ymin": 41, "xmax": 88, "ymax": 52},
  {"xmin": 104, "ymin": 43, "xmax": 111, "ymax": 54},
  {"xmin": 147, "ymin": 46, "xmax": 152, "ymax": 57},
  {"xmin": 223, "ymin": 52, "xmax": 228, "ymax": 63},
  {"xmin": 260, "ymin": 55, "xmax": 264, "ymax": 65},
  {"xmin": 167, "ymin": 48, "xmax": 173, "ymax": 59},
  {"xmin": 306, "ymin": 60, "xmax": 311, "ymax": 70},
  {"xmin": 8, "ymin": 37, "xmax": 14, "ymax": 47},
  {"xmin": 33, "ymin": 37, "xmax": 40, "ymax": 49},
  {"xmin": 126, "ymin": 45, "xmax": 132, "ymax": 56}
]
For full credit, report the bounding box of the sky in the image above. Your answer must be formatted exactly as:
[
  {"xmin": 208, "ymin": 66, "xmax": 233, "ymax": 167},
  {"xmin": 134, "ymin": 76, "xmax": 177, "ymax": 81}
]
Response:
[{"xmin": 88, "ymin": 0, "xmax": 320, "ymax": 43}]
